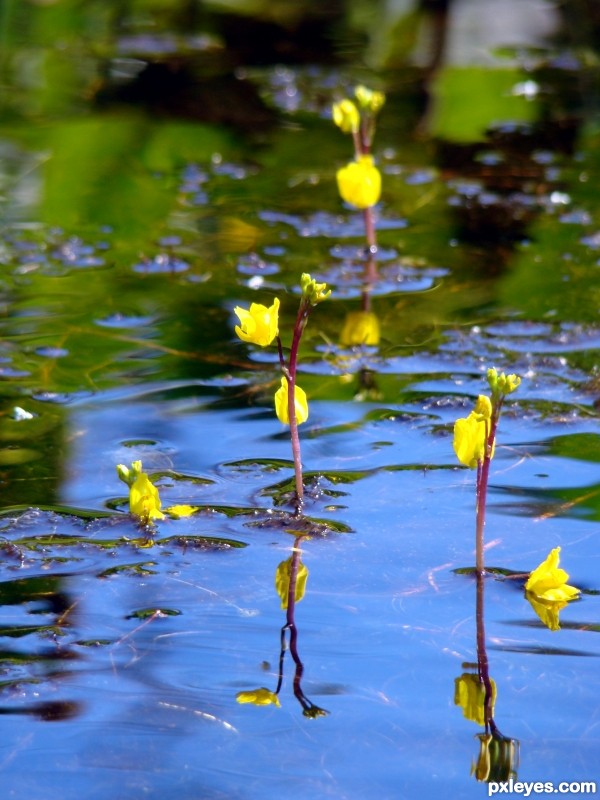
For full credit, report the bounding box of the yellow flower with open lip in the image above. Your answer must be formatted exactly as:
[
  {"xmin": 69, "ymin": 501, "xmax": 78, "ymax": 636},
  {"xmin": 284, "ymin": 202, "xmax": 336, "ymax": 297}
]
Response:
[
  {"xmin": 525, "ymin": 547, "xmax": 580, "ymax": 603},
  {"xmin": 274, "ymin": 377, "xmax": 309, "ymax": 426},
  {"xmin": 117, "ymin": 460, "xmax": 165, "ymax": 523},
  {"xmin": 453, "ymin": 395, "xmax": 493, "ymax": 468},
  {"xmin": 340, "ymin": 310, "xmax": 380, "ymax": 346},
  {"xmin": 129, "ymin": 472, "xmax": 165, "ymax": 522},
  {"xmin": 234, "ymin": 297, "xmax": 280, "ymax": 347},
  {"xmin": 236, "ymin": 688, "xmax": 280, "ymax": 707},
  {"xmin": 336, "ymin": 155, "xmax": 382, "ymax": 209}
]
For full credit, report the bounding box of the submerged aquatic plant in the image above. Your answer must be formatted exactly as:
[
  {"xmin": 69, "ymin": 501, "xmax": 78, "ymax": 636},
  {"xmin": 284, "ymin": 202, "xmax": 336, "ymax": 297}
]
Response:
[{"xmin": 234, "ymin": 273, "xmax": 330, "ymax": 513}]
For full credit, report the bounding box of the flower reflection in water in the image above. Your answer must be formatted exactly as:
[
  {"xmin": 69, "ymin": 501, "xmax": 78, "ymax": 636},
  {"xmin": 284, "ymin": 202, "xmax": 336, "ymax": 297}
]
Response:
[{"xmin": 237, "ymin": 535, "xmax": 328, "ymax": 718}]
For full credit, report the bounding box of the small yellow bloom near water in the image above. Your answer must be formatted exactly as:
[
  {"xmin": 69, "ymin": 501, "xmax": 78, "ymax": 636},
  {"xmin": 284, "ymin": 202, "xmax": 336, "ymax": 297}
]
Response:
[
  {"xmin": 336, "ymin": 155, "xmax": 382, "ymax": 209},
  {"xmin": 332, "ymin": 98, "xmax": 360, "ymax": 133},
  {"xmin": 117, "ymin": 460, "xmax": 165, "ymax": 523},
  {"xmin": 274, "ymin": 377, "xmax": 309, "ymax": 426},
  {"xmin": 453, "ymin": 395, "xmax": 493, "ymax": 468},
  {"xmin": 340, "ymin": 310, "xmax": 380, "ymax": 346},
  {"xmin": 454, "ymin": 672, "xmax": 496, "ymax": 726},
  {"xmin": 525, "ymin": 548, "xmax": 580, "ymax": 631},
  {"xmin": 236, "ymin": 688, "xmax": 281, "ymax": 707},
  {"xmin": 525, "ymin": 547, "xmax": 580, "ymax": 603},
  {"xmin": 234, "ymin": 297, "xmax": 280, "ymax": 347}
]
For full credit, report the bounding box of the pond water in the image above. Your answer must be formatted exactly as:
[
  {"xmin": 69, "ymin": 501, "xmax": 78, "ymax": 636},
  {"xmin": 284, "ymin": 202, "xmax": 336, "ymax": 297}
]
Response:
[{"xmin": 0, "ymin": 2, "xmax": 599, "ymax": 798}]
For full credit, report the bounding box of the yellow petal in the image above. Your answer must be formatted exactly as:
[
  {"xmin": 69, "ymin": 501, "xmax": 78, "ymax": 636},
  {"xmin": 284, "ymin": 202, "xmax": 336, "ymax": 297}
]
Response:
[
  {"xmin": 453, "ymin": 414, "xmax": 486, "ymax": 468},
  {"xmin": 165, "ymin": 504, "xmax": 199, "ymax": 518},
  {"xmin": 336, "ymin": 155, "xmax": 382, "ymax": 209},
  {"xmin": 274, "ymin": 377, "xmax": 309, "ymax": 426},
  {"xmin": 236, "ymin": 688, "xmax": 280, "ymax": 707},
  {"xmin": 525, "ymin": 591, "xmax": 567, "ymax": 631},
  {"xmin": 454, "ymin": 673, "xmax": 496, "ymax": 726}
]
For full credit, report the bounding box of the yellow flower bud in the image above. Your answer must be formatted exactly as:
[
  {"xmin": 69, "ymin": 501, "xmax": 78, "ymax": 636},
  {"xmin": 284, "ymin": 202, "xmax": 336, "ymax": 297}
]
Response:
[
  {"xmin": 487, "ymin": 367, "xmax": 521, "ymax": 396},
  {"xmin": 234, "ymin": 298, "xmax": 280, "ymax": 347},
  {"xmin": 300, "ymin": 273, "xmax": 330, "ymax": 305},
  {"xmin": 274, "ymin": 377, "xmax": 309, "ymax": 426},
  {"xmin": 354, "ymin": 85, "xmax": 386, "ymax": 114},
  {"xmin": 332, "ymin": 98, "xmax": 359, "ymax": 133},
  {"xmin": 340, "ymin": 310, "xmax": 380, "ymax": 346},
  {"xmin": 336, "ymin": 155, "xmax": 382, "ymax": 209}
]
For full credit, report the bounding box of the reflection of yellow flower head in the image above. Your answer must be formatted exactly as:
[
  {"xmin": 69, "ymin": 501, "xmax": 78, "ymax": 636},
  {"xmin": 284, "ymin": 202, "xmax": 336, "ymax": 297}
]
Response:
[
  {"xmin": 453, "ymin": 395, "xmax": 492, "ymax": 468},
  {"xmin": 525, "ymin": 547, "xmax": 580, "ymax": 602},
  {"xmin": 340, "ymin": 311, "xmax": 380, "ymax": 346},
  {"xmin": 236, "ymin": 688, "xmax": 280, "ymax": 707},
  {"xmin": 332, "ymin": 99, "xmax": 360, "ymax": 133},
  {"xmin": 454, "ymin": 673, "xmax": 496, "ymax": 726},
  {"xmin": 234, "ymin": 298, "xmax": 280, "ymax": 347},
  {"xmin": 472, "ymin": 732, "xmax": 519, "ymax": 783},
  {"xmin": 275, "ymin": 556, "xmax": 309, "ymax": 609},
  {"xmin": 274, "ymin": 377, "xmax": 309, "ymax": 426},
  {"xmin": 336, "ymin": 155, "xmax": 382, "ymax": 209}
]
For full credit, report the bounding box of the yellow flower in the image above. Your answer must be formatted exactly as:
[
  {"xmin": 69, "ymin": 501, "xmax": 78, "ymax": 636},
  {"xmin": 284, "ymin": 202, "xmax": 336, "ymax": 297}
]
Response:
[
  {"xmin": 354, "ymin": 85, "xmax": 386, "ymax": 114},
  {"xmin": 336, "ymin": 155, "xmax": 382, "ymax": 209},
  {"xmin": 236, "ymin": 688, "xmax": 280, "ymax": 707},
  {"xmin": 234, "ymin": 298, "xmax": 280, "ymax": 347},
  {"xmin": 340, "ymin": 310, "xmax": 380, "ymax": 346},
  {"xmin": 525, "ymin": 547, "xmax": 580, "ymax": 603},
  {"xmin": 129, "ymin": 472, "xmax": 165, "ymax": 522},
  {"xmin": 332, "ymin": 98, "xmax": 360, "ymax": 133},
  {"xmin": 275, "ymin": 556, "xmax": 309, "ymax": 609},
  {"xmin": 274, "ymin": 377, "xmax": 309, "ymax": 426},
  {"xmin": 454, "ymin": 673, "xmax": 496, "ymax": 726}
]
